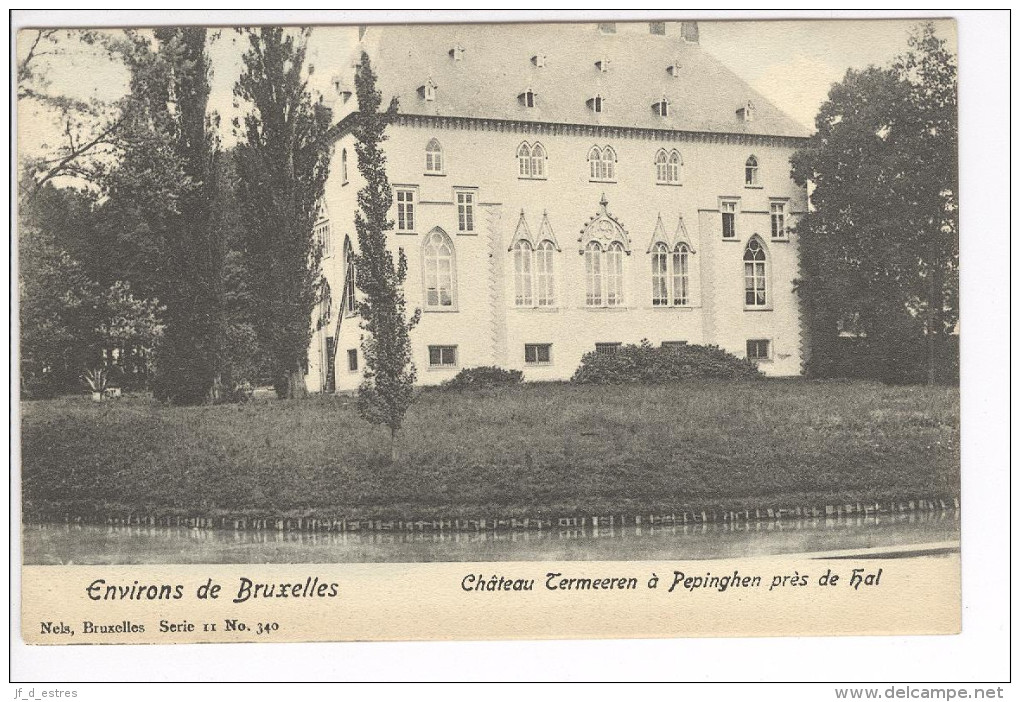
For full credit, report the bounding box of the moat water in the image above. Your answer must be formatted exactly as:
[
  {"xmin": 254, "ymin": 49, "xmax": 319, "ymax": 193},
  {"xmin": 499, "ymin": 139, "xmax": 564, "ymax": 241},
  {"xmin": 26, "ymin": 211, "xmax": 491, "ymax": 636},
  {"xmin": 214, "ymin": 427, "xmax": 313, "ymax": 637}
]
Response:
[{"xmin": 21, "ymin": 510, "xmax": 959, "ymax": 564}]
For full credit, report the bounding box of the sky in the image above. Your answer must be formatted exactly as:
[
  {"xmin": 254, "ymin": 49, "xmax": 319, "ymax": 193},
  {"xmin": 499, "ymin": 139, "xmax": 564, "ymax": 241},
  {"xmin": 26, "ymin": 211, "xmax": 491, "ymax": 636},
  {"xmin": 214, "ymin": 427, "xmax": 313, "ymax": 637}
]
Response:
[{"xmin": 16, "ymin": 17, "xmax": 956, "ymax": 165}]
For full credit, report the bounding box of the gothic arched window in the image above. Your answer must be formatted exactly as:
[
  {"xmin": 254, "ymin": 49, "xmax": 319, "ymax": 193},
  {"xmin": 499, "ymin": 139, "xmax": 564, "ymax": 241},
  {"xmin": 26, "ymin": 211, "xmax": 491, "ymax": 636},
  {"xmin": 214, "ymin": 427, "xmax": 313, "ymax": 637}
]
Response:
[
  {"xmin": 668, "ymin": 151, "xmax": 682, "ymax": 184},
  {"xmin": 654, "ymin": 150, "xmax": 669, "ymax": 184},
  {"xmin": 513, "ymin": 239, "xmax": 534, "ymax": 307},
  {"xmin": 424, "ymin": 228, "xmax": 456, "ymax": 309},
  {"xmin": 343, "ymin": 236, "xmax": 356, "ymax": 314},
  {"xmin": 425, "ymin": 138, "xmax": 443, "ymax": 174},
  {"xmin": 743, "ymin": 237, "xmax": 768, "ymax": 308},
  {"xmin": 673, "ymin": 243, "xmax": 690, "ymax": 306},
  {"xmin": 602, "ymin": 146, "xmax": 617, "ymax": 181},
  {"xmin": 745, "ymin": 155, "xmax": 760, "ymax": 186},
  {"xmin": 535, "ymin": 240, "xmax": 556, "ymax": 307},
  {"xmin": 530, "ymin": 142, "xmax": 546, "ymax": 178},
  {"xmin": 588, "ymin": 146, "xmax": 602, "ymax": 181},
  {"xmin": 518, "ymin": 142, "xmax": 532, "ymax": 178},
  {"xmin": 651, "ymin": 242, "xmax": 669, "ymax": 306}
]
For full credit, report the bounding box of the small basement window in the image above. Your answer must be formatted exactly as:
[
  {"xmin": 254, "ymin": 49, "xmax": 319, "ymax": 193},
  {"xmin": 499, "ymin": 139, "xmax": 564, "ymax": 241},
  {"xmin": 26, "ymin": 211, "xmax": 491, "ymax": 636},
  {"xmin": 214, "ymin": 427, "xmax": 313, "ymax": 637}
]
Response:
[
  {"xmin": 524, "ymin": 344, "xmax": 552, "ymax": 365},
  {"xmin": 428, "ymin": 345, "xmax": 458, "ymax": 367},
  {"xmin": 746, "ymin": 339, "xmax": 771, "ymax": 361},
  {"xmin": 595, "ymin": 342, "xmax": 622, "ymax": 355}
]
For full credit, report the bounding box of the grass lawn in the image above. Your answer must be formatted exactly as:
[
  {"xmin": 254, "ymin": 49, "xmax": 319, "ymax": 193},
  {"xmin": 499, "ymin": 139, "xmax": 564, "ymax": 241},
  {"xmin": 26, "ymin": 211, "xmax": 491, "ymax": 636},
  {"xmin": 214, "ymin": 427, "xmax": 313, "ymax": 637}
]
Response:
[{"xmin": 20, "ymin": 380, "xmax": 959, "ymax": 520}]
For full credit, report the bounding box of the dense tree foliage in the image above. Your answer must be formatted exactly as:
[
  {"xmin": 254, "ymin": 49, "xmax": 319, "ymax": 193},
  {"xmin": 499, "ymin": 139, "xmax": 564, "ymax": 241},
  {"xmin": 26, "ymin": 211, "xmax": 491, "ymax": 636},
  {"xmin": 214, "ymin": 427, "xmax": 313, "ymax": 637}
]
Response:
[
  {"xmin": 791, "ymin": 23, "xmax": 958, "ymax": 384},
  {"xmin": 233, "ymin": 27, "xmax": 332, "ymax": 399},
  {"xmin": 19, "ymin": 182, "xmax": 162, "ymax": 397},
  {"xmin": 351, "ymin": 52, "xmax": 420, "ymax": 458},
  {"xmin": 101, "ymin": 28, "xmax": 224, "ymax": 404}
]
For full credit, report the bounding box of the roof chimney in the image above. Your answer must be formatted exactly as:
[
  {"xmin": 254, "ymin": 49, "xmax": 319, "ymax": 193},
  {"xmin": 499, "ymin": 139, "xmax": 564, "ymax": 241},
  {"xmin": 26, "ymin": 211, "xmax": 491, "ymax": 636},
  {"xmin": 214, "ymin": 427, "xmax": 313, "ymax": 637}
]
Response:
[{"xmin": 681, "ymin": 21, "xmax": 699, "ymax": 43}]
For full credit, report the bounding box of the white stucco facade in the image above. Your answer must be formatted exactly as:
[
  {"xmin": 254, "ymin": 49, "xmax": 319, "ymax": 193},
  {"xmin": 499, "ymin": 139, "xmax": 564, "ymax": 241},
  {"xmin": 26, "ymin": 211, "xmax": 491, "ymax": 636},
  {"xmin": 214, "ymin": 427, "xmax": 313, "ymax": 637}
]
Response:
[{"xmin": 305, "ymin": 21, "xmax": 810, "ymax": 393}]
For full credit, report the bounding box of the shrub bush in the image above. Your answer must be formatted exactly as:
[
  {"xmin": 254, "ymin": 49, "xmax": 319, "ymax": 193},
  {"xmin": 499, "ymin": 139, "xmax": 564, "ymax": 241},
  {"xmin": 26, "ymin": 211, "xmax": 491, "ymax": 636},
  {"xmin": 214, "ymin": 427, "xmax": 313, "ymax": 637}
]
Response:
[
  {"xmin": 571, "ymin": 339, "xmax": 763, "ymax": 385},
  {"xmin": 441, "ymin": 366, "xmax": 524, "ymax": 391}
]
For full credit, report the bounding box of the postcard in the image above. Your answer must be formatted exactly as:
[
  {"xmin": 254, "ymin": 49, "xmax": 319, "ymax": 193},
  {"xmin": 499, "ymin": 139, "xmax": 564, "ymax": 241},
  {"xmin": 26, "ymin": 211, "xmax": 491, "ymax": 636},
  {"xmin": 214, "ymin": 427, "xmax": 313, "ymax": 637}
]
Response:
[{"xmin": 16, "ymin": 15, "xmax": 961, "ymax": 647}]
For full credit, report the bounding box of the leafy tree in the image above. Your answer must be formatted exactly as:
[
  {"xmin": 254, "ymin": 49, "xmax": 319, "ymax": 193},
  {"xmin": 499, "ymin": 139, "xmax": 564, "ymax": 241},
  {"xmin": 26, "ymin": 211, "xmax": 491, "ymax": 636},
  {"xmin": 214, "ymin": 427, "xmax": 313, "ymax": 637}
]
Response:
[
  {"xmin": 791, "ymin": 23, "xmax": 958, "ymax": 384},
  {"xmin": 17, "ymin": 29, "xmax": 124, "ymax": 194},
  {"xmin": 102, "ymin": 28, "xmax": 223, "ymax": 404},
  {"xmin": 19, "ymin": 181, "xmax": 162, "ymax": 397},
  {"xmin": 351, "ymin": 52, "xmax": 420, "ymax": 459},
  {"xmin": 233, "ymin": 27, "xmax": 332, "ymax": 399}
]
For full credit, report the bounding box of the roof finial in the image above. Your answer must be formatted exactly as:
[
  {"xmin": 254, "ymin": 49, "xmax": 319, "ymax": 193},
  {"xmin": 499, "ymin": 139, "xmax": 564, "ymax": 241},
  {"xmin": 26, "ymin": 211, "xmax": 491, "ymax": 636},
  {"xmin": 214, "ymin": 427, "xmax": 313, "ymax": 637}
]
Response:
[{"xmin": 600, "ymin": 193, "xmax": 609, "ymax": 210}]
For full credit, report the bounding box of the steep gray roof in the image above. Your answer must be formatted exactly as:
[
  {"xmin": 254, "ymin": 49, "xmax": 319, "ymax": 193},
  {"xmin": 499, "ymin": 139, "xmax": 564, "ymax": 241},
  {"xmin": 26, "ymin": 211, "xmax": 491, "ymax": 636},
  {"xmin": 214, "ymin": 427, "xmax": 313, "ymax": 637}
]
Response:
[{"xmin": 361, "ymin": 22, "xmax": 810, "ymax": 139}]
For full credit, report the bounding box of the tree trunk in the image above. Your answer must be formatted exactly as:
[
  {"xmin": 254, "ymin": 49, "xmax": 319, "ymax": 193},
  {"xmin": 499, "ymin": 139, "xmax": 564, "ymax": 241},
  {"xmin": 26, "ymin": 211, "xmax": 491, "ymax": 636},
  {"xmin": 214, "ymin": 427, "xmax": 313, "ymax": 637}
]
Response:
[
  {"xmin": 389, "ymin": 426, "xmax": 400, "ymax": 463},
  {"xmin": 288, "ymin": 368, "xmax": 307, "ymax": 399}
]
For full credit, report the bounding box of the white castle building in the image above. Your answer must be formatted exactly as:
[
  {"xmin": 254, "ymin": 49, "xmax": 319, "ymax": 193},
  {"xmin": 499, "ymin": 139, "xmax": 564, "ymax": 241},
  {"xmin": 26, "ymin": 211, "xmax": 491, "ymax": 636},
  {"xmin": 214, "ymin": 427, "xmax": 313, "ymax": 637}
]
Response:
[{"xmin": 307, "ymin": 21, "xmax": 810, "ymax": 393}]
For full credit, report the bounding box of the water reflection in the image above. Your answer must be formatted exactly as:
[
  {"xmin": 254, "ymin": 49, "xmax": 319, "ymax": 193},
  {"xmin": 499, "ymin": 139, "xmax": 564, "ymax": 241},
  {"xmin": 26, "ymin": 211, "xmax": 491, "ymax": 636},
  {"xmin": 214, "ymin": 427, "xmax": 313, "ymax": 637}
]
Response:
[{"xmin": 22, "ymin": 510, "xmax": 959, "ymax": 564}]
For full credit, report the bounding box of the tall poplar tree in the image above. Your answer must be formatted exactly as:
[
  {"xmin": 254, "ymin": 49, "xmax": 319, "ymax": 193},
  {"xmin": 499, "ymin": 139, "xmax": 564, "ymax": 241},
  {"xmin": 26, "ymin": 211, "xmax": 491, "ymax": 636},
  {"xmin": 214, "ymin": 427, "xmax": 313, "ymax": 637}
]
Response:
[
  {"xmin": 352, "ymin": 52, "xmax": 420, "ymax": 459},
  {"xmin": 104, "ymin": 28, "xmax": 222, "ymax": 404},
  {"xmin": 234, "ymin": 27, "xmax": 332, "ymax": 399}
]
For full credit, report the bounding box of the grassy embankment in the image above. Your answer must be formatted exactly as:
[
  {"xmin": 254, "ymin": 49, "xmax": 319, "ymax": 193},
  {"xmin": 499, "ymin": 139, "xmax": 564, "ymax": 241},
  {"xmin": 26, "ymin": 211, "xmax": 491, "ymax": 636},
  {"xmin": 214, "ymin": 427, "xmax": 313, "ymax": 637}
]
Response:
[{"xmin": 21, "ymin": 380, "xmax": 959, "ymax": 521}]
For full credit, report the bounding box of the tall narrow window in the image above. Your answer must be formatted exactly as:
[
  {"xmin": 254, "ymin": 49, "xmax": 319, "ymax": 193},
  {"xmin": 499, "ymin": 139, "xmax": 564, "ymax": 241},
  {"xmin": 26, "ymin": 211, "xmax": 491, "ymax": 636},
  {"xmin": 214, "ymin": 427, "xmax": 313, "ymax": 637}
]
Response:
[
  {"xmin": 395, "ymin": 189, "xmax": 415, "ymax": 232},
  {"xmin": 521, "ymin": 89, "xmax": 536, "ymax": 107},
  {"xmin": 668, "ymin": 151, "xmax": 681, "ymax": 183},
  {"xmin": 456, "ymin": 190, "xmax": 475, "ymax": 232},
  {"xmin": 655, "ymin": 98, "xmax": 669, "ymax": 117},
  {"xmin": 588, "ymin": 146, "xmax": 602, "ymax": 181},
  {"xmin": 602, "ymin": 146, "xmax": 616, "ymax": 181},
  {"xmin": 343, "ymin": 237, "xmax": 356, "ymax": 314},
  {"xmin": 535, "ymin": 240, "xmax": 555, "ymax": 306},
  {"xmin": 605, "ymin": 241, "xmax": 624, "ymax": 306},
  {"xmin": 743, "ymin": 238, "xmax": 768, "ymax": 308},
  {"xmin": 424, "ymin": 229, "xmax": 456, "ymax": 308},
  {"xmin": 513, "ymin": 240, "xmax": 533, "ymax": 307},
  {"xmin": 530, "ymin": 143, "xmax": 546, "ymax": 178},
  {"xmin": 673, "ymin": 244, "xmax": 690, "ymax": 305},
  {"xmin": 315, "ymin": 220, "xmax": 332, "ymax": 257},
  {"xmin": 655, "ymin": 150, "xmax": 669, "ymax": 183},
  {"xmin": 585, "ymin": 242, "xmax": 603, "ymax": 306},
  {"xmin": 721, "ymin": 200, "xmax": 737, "ymax": 239},
  {"xmin": 518, "ymin": 142, "xmax": 532, "ymax": 178},
  {"xmin": 341, "ymin": 148, "xmax": 349, "ymax": 184},
  {"xmin": 745, "ymin": 155, "xmax": 760, "ymax": 186},
  {"xmin": 425, "ymin": 138, "xmax": 443, "ymax": 174},
  {"xmin": 651, "ymin": 242, "xmax": 669, "ymax": 306},
  {"xmin": 770, "ymin": 201, "xmax": 787, "ymax": 239}
]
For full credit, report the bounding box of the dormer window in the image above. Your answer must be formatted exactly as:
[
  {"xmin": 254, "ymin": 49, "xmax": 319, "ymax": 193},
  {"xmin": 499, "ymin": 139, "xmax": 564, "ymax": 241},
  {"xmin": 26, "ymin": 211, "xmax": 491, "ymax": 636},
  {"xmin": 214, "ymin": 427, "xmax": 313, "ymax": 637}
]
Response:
[
  {"xmin": 519, "ymin": 89, "xmax": 537, "ymax": 108},
  {"xmin": 531, "ymin": 54, "xmax": 546, "ymax": 68},
  {"xmin": 598, "ymin": 22, "xmax": 617, "ymax": 34},
  {"xmin": 667, "ymin": 62, "xmax": 681, "ymax": 77},
  {"xmin": 331, "ymin": 74, "xmax": 353, "ymax": 103},
  {"xmin": 595, "ymin": 58, "xmax": 610, "ymax": 73},
  {"xmin": 737, "ymin": 100, "xmax": 756, "ymax": 122},
  {"xmin": 450, "ymin": 45, "xmax": 465, "ymax": 61},
  {"xmin": 420, "ymin": 78, "xmax": 438, "ymax": 102},
  {"xmin": 588, "ymin": 94, "xmax": 605, "ymax": 114},
  {"xmin": 653, "ymin": 97, "xmax": 670, "ymax": 118}
]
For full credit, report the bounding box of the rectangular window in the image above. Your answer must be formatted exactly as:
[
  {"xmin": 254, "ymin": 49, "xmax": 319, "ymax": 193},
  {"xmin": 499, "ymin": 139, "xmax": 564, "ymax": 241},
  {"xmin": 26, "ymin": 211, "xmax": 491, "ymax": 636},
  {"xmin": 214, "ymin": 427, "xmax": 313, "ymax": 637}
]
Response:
[
  {"xmin": 428, "ymin": 345, "xmax": 458, "ymax": 368},
  {"xmin": 721, "ymin": 200, "xmax": 737, "ymax": 239},
  {"xmin": 524, "ymin": 343, "xmax": 552, "ymax": 365},
  {"xmin": 595, "ymin": 342, "xmax": 621, "ymax": 355},
  {"xmin": 746, "ymin": 339, "xmax": 771, "ymax": 360},
  {"xmin": 347, "ymin": 349, "xmax": 358, "ymax": 371},
  {"xmin": 395, "ymin": 189, "xmax": 415, "ymax": 232},
  {"xmin": 456, "ymin": 190, "xmax": 475, "ymax": 232},
  {"xmin": 771, "ymin": 202, "xmax": 787, "ymax": 239},
  {"xmin": 316, "ymin": 222, "xmax": 332, "ymax": 257}
]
